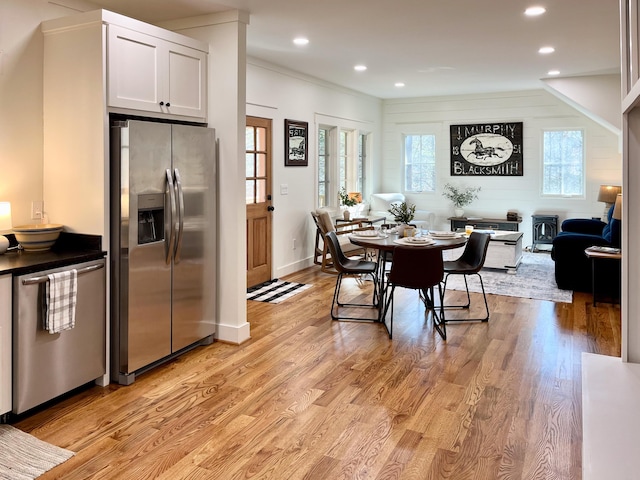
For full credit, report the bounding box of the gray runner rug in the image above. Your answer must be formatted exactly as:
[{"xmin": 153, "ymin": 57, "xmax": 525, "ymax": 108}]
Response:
[
  {"xmin": 443, "ymin": 251, "xmax": 572, "ymax": 303},
  {"xmin": 0, "ymin": 425, "xmax": 74, "ymax": 479}
]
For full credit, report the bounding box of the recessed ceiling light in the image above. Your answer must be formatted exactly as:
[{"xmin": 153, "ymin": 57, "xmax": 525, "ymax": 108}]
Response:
[
  {"xmin": 538, "ymin": 46, "xmax": 555, "ymax": 54},
  {"xmin": 525, "ymin": 6, "xmax": 546, "ymax": 16},
  {"xmin": 354, "ymin": 65, "xmax": 367, "ymax": 72},
  {"xmin": 548, "ymin": 70, "xmax": 560, "ymax": 76},
  {"xmin": 293, "ymin": 37, "xmax": 309, "ymax": 46},
  {"xmin": 395, "ymin": 82, "xmax": 405, "ymax": 88}
]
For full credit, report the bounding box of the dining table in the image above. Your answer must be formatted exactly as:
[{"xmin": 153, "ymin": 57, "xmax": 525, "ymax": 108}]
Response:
[{"xmin": 349, "ymin": 229, "xmax": 467, "ymax": 336}]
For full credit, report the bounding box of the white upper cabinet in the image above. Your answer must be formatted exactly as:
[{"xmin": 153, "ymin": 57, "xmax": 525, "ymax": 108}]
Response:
[{"xmin": 108, "ymin": 25, "xmax": 207, "ymax": 119}]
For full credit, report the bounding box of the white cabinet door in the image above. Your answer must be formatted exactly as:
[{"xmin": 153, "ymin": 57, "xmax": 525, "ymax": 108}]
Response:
[
  {"xmin": 166, "ymin": 43, "xmax": 207, "ymax": 119},
  {"xmin": 108, "ymin": 25, "xmax": 163, "ymax": 114},
  {"xmin": 0, "ymin": 274, "xmax": 11, "ymax": 416},
  {"xmin": 108, "ymin": 25, "xmax": 207, "ymax": 120}
]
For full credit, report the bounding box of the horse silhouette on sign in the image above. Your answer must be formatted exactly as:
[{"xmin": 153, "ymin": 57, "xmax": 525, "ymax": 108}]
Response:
[{"xmin": 467, "ymin": 138, "xmax": 505, "ymax": 161}]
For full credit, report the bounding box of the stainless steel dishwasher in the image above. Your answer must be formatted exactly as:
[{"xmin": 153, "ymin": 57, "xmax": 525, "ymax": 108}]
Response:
[{"xmin": 13, "ymin": 258, "xmax": 106, "ymax": 415}]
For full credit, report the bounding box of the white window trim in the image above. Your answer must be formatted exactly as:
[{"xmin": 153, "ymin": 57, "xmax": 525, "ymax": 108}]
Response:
[
  {"xmin": 315, "ymin": 113, "xmax": 373, "ymax": 208},
  {"xmin": 399, "ymin": 123, "xmax": 443, "ymax": 194},
  {"xmin": 540, "ymin": 127, "xmax": 586, "ymax": 198}
]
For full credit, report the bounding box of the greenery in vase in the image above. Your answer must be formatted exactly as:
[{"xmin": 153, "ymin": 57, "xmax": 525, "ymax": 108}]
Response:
[
  {"xmin": 338, "ymin": 187, "xmax": 358, "ymax": 207},
  {"xmin": 442, "ymin": 183, "xmax": 481, "ymax": 208},
  {"xmin": 388, "ymin": 201, "xmax": 416, "ymax": 224}
]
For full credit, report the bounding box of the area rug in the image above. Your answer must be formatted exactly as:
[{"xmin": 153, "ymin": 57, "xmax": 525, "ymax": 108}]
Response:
[
  {"xmin": 247, "ymin": 280, "xmax": 312, "ymax": 304},
  {"xmin": 0, "ymin": 425, "xmax": 74, "ymax": 479},
  {"xmin": 443, "ymin": 251, "xmax": 573, "ymax": 303}
]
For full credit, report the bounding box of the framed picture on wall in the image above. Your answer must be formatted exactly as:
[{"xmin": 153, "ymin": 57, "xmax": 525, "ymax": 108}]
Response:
[
  {"xmin": 285, "ymin": 119, "xmax": 308, "ymax": 166},
  {"xmin": 450, "ymin": 122, "xmax": 523, "ymax": 176}
]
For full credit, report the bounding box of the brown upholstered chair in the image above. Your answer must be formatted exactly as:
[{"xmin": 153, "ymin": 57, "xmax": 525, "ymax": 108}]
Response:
[
  {"xmin": 311, "ymin": 210, "xmax": 372, "ymax": 274},
  {"xmin": 381, "ymin": 246, "xmax": 446, "ymax": 340}
]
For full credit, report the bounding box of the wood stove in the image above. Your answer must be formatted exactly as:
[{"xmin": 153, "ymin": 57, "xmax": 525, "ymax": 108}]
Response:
[{"xmin": 532, "ymin": 214, "xmax": 558, "ymax": 251}]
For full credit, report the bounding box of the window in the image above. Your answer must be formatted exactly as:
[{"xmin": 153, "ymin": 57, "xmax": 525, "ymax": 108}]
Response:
[
  {"xmin": 245, "ymin": 124, "xmax": 267, "ymax": 204},
  {"xmin": 339, "ymin": 130, "xmax": 349, "ymax": 190},
  {"xmin": 403, "ymin": 134, "xmax": 436, "ymax": 193},
  {"xmin": 317, "ymin": 122, "xmax": 368, "ymax": 208},
  {"xmin": 542, "ymin": 129, "xmax": 584, "ymax": 196},
  {"xmin": 318, "ymin": 127, "xmax": 330, "ymax": 207},
  {"xmin": 358, "ymin": 133, "xmax": 367, "ymax": 195}
]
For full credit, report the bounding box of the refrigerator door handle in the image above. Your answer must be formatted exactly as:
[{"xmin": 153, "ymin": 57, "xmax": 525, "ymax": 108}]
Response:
[
  {"xmin": 165, "ymin": 168, "xmax": 177, "ymax": 265},
  {"xmin": 174, "ymin": 168, "xmax": 185, "ymax": 264}
]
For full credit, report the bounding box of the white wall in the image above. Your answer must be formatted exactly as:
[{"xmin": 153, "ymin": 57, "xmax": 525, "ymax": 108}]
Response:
[
  {"xmin": 381, "ymin": 90, "xmax": 622, "ymax": 248},
  {"xmin": 246, "ymin": 58, "xmax": 382, "ymax": 278},
  {"xmin": 0, "ymin": 0, "xmax": 96, "ymax": 225}
]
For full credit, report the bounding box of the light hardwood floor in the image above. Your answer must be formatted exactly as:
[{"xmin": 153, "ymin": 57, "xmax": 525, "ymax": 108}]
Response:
[{"xmin": 14, "ymin": 265, "xmax": 620, "ymax": 479}]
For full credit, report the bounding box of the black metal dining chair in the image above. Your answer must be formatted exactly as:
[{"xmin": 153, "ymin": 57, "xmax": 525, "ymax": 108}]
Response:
[
  {"xmin": 442, "ymin": 231, "xmax": 491, "ymax": 322},
  {"xmin": 381, "ymin": 246, "xmax": 446, "ymax": 340},
  {"xmin": 324, "ymin": 231, "xmax": 380, "ymax": 321}
]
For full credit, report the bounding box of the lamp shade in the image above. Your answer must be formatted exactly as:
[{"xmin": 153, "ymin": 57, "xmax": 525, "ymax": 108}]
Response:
[
  {"xmin": 597, "ymin": 185, "xmax": 622, "ymax": 204},
  {"xmin": 0, "ymin": 202, "xmax": 11, "ymax": 232},
  {"xmin": 613, "ymin": 193, "xmax": 622, "ymax": 220}
]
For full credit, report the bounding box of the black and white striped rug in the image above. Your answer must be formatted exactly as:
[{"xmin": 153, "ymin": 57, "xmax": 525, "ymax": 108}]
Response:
[{"xmin": 247, "ymin": 280, "xmax": 312, "ymax": 304}]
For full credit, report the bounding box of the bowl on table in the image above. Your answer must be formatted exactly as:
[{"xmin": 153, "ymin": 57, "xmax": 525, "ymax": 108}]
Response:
[{"xmin": 13, "ymin": 224, "xmax": 64, "ymax": 252}]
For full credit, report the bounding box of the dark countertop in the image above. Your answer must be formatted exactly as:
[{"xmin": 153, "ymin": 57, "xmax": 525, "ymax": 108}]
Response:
[{"xmin": 0, "ymin": 232, "xmax": 106, "ymax": 276}]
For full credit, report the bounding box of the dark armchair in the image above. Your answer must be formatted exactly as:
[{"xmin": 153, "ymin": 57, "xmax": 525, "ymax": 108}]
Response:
[{"xmin": 551, "ymin": 205, "xmax": 621, "ymax": 292}]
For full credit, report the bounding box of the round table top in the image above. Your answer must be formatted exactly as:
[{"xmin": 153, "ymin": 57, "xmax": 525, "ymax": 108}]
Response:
[{"xmin": 349, "ymin": 232, "xmax": 466, "ymax": 252}]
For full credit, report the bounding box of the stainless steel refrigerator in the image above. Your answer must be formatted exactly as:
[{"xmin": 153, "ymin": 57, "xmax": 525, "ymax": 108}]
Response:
[{"xmin": 110, "ymin": 119, "xmax": 216, "ymax": 385}]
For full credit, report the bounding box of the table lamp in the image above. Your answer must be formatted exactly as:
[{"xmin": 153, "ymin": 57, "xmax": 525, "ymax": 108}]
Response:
[
  {"xmin": 597, "ymin": 185, "xmax": 621, "ymax": 222},
  {"xmin": 613, "ymin": 193, "xmax": 622, "ymax": 221},
  {"xmin": 0, "ymin": 202, "xmax": 11, "ymax": 254}
]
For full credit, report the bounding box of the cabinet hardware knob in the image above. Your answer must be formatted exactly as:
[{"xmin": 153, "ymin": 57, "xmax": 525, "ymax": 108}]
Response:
[
  {"xmin": 159, "ymin": 101, "xmax": 165, "ymax": 106},
  {"xmin": 166, "ymin": 102, "xmax": 171, "ymax": 107}
]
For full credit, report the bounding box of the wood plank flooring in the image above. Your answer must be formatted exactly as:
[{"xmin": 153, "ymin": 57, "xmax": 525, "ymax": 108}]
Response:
[{"xmin": 14, "ymin": 265, "xmax": 620, "ymax": 479}]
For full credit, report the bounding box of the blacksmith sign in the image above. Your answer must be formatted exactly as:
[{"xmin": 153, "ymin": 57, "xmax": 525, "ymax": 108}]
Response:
[{"xmin": 450, "ymin": 122, "xmax": 523, "ymax": 176}]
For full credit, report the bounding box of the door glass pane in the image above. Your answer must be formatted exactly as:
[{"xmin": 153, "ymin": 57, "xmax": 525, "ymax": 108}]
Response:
[
  {"xmin": 245, "ymin": 127, "xmax": 255, "ymax": 150},
  {"xmin": 256, "ymin": 153, "xmax": 266, "ymax": 177},
  {"xmin": 256, "ymin": 127, "xmax": 266, "ymax": 151},
  {"xmin": 246, "ymin": 180, "xmax": 255, "ymax": 204},
  {"xmin": 256, "ymin": 179, "xmax": 266, "ymax": 203},
  {"xmin": 246, "ymin": 153, "xmax": 255, "ymax": 177}
]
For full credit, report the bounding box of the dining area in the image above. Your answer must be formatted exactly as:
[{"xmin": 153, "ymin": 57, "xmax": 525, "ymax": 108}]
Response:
[{"xmin": 320, "ymin": 221, "xmax": 491, "ymax": 341}]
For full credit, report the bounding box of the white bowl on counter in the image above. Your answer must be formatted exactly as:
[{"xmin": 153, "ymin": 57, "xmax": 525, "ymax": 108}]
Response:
[{"xmin": 13, "ymin": 224, "xmax": 64, "ymax": 252}]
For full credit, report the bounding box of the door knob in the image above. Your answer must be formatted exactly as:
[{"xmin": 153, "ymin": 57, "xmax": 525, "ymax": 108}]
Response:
[{"xmin": 267, "ymin": 206, "xmax": 275, "ymax": 211}]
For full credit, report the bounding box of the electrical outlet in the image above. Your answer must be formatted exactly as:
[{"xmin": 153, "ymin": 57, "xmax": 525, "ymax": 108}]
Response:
[{"xmin": 31, "ymin": 201, "xmax": 43, "ymax": 220}]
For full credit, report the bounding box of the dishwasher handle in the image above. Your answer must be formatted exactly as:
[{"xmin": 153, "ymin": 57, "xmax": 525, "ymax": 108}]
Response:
[{"xmin": 21, "ymin": 262, "xmax": 104, "ymax": 286}]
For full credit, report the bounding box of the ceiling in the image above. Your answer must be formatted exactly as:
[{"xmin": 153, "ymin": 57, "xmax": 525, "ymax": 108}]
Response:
[{"xmin": 86, "ymin": 0, "xmax": 621, "ymax": 99}]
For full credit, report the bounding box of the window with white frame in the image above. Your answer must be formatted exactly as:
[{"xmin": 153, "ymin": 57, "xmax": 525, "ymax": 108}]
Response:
[
  {"xmin": 357, "ymin": 133, "xmax": 367, "ymax": 195},
  {"xmin": 317, "ymin": 121, "xmax": 368, "ymax": 208},
  {"xmin": 403, "ymin": 134, "xmax": 436, "ymax": 193},
  {"xmin": 542, "ymin": 129, "xmax": 584, "ymax": 196},
  {"xmin": 318, "ymin": 127, "xmax": 331, "ymax": 207}
]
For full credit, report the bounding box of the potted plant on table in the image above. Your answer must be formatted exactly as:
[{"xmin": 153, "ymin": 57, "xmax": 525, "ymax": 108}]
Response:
[
  {"xmin": 442, "ymin": 183, "xmax": 481, "ymax": 218},
  {"xmin": 388, "ymin": 201, "xmax": 416, "ymax": 235},
  {"xmin": 338, "ymin": 187, "xmax": 359, "ymax": 220}
]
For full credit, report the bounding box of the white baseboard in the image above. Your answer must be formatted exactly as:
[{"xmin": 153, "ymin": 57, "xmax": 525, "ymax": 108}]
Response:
[
  {"xmin": 215, "ymin": 321, "xmax": 251, "ymax": 345},
  {"xmin": 275, "ymin": 257, "xmax": 314, "ymax": 278}
]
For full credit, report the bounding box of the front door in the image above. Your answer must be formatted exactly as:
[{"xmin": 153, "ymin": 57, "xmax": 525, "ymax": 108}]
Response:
[{"xmin": 246, "ymin": 116, "xmax": 273, "ymax": 288}]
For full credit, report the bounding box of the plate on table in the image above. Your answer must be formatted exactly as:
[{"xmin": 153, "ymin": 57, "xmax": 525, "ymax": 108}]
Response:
[
  {"xmin": 393, "ymin": 237, "xmax": 435, "ymax": 246},
  {"xmin": 351, "ymin": 230, "xmax": 387, "ymax": 239},
  {"xmin": 428, "ymin": 231, "xmax": 459, "ymax": 239}
]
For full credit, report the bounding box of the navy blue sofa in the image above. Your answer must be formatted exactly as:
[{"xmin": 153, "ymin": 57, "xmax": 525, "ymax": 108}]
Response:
[{"xmin": 551, "ymin": 205, "xmax": 621, "ymax": 292}]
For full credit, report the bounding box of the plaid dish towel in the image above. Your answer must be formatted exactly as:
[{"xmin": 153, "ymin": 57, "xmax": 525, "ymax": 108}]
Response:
[{"xmin": 44, "ymin": 269, "xmax": 78, "ymax": 334}]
